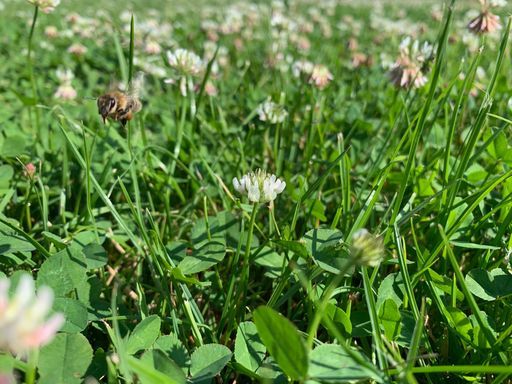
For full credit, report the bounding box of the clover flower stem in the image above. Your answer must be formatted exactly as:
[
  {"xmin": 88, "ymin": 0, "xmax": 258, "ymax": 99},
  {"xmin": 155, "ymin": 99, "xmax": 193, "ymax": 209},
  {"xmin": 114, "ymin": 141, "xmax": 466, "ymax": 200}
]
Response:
[
  {"xmin": 27, "ymin": 5, "xmax": 41, "ymax": 135},
  {"xmin": 20, "ymin": 177, "xmax": 35, "ymax": 231},
  {"xmin": 274, "ymin": 121, "xmax": 285, "ymax": 176},
  {"xmin": 361, "ymin": 265, "xmax": 388, "ymax": 370},
  {"xmin": 238, "ymin": 203, "xmax": 258, "ymax": 318},
  {"xmin": 203, "ymin": 196, "xmax": 212, "ymax": 241},
  {"xmin": 269, "ymin": 204, "xmax": 281, "ymax": 238},
  {"xmin": 170, "ymin": 86, "xmax": 189, "ymax": 176},
  {"xmin": 27, "ymin": 6, "xmax": 38, "ymax": 58},
  {"xmin": 25, "ymin": 349, "xmax": 39, "ymax": 384},
  {"xmin": 305, "ymin": 261, "xmax": 352, "ymax": 352}
]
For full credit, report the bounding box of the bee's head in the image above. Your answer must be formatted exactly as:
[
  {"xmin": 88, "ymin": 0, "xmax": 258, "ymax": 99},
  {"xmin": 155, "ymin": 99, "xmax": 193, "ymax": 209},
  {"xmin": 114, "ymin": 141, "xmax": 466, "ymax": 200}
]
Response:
[{"xmin": 97, "ymin": 94, "xmax": 117, "ymax": 123}]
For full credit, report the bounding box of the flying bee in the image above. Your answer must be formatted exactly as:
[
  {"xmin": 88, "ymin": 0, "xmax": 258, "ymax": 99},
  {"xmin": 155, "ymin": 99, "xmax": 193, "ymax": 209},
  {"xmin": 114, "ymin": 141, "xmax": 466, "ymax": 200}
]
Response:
[{"xmin": 97, "ymin": 73, "xmax": 144, "ymax": 127}]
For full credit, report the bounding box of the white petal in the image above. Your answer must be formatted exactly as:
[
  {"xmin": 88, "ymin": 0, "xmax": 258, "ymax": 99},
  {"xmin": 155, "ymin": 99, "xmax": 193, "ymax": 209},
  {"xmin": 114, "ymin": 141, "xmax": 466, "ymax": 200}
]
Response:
[
  {"xmin": 247, "ymin": 183, "xmax": 260, "ymax": 202},
  {"xmin": 233, "ymin": 177, "xmax": 242, "ymax": 193},
  {"xmin": 275, "ymin": 180, "xmax": 286, "ymax": 193}
]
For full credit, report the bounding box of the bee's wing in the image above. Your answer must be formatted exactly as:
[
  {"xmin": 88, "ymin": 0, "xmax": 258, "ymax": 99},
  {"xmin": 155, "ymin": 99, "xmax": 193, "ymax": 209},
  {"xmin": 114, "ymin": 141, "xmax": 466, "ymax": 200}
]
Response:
[
  {"xmin": 128, "ymin": 71, "xmax": 145, "ymax": 99},
  {"xmin": 130, "ymin": 97, "xmax": 142, "ymax": 113},
  {"xmin": 108, "ymin": 77, "xmax": 126, "ymax": 93}
]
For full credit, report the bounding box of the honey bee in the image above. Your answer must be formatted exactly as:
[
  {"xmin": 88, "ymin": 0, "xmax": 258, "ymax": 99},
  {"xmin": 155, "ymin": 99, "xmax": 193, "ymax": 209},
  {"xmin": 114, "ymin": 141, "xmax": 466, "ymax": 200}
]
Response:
[{"xmin": 97, "ymin": 73, "xmax": 143, "ymax": 126}]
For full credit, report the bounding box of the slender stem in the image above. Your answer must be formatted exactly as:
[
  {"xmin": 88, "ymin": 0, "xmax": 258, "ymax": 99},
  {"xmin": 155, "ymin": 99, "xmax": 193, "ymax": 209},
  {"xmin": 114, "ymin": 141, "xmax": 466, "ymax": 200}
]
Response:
[
  {"xmin": 27, "ymin": 6, "xmax": 38, "ymax": 60},
  {"xmin": 170, "ymin": 82, "xmax": 188, "ymax": 176},
  {"xmin": 27, "ymin": 6, "xmax": 41, "ymax": 133},
  {"xmin": 306, "ymin": 262, "xmax": 351, "ymax": 351},
  {"xmin": 25, "ymin": 349, "xmax": 39, "ymax": 384},
  {"xmin": 362, "ymin": 266, "xmax": 388, "ymax": 370},
  {"xmin": 241, "ymin": 203, "xmax": 258, "ymax": 289},
  {"xmin": 237, "ymin": 203, "xmax": 259, "ymax": 321},
  {"xmin": 269, "ymin": 205, "xmax": 281, "ymax": 238}
]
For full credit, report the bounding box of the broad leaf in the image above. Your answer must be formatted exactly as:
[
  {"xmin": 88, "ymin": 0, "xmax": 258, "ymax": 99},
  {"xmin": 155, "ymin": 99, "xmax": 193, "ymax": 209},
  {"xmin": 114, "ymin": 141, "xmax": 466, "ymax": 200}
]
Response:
[
  {"xmin": 253, "ymin": 306, "xmax": 308, "ymax": 381},
  {"xmin": 53, "ymin": 298, "xmax": 88, "ymax": 333},
  {"xmin": 83, "ymin": 243, "xmax": 108, "ymax": 269},
  {"xmin": 139, "ymin": 350, "xmax": 186, "ymax": 384},
  {"xmin": 378, "ymin": 299, "xmax": 402, "ymax": 341},
  {"xmin": 189, "ymin": 343, "xmax": 232, "ymax": 383},
  {"xmin": 39, "ymin": 333, "xmax": 93, "ymax": 384},
  {"xmin": 178, "ymin": 240, "xmax": 226, "ymax": 275},
  {"xmin": 302, "ymin": 228, "xmax": 354, "ymax": 275},
  {"xmin": 465, "ymin": 268, "xmax": 512, "ymax": 301},
  {"xmin": 155, "ymin": 334, "xmax": 190, "ymax": 373},
  {"xmin": 308, "ymin": 344, "xmax": 381, "ymax": 383},
  {"xmin": 446, "ymin": 307, "xmax": 472, "ymax": 343},
  {"xmin": 128, "ymin": 354, "xmax": 185, "ymax": 384},
  {"xmin": 126, "ymin": 315, "xmax": 162, "ymax": 354},
  {"xmin": 235, "ymin": 321, "xmax": 266, "ymax": 372},
  {"xmin": 37, "ymin": 246, "xmax": 88, "ymax": 297}
]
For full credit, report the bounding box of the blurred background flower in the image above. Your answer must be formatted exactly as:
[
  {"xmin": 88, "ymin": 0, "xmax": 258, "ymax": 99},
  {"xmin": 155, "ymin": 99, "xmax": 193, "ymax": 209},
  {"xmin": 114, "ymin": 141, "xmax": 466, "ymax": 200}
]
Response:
[{"xmin": 0, "ymin": 274, "xmax": 65, "ymax": 355}]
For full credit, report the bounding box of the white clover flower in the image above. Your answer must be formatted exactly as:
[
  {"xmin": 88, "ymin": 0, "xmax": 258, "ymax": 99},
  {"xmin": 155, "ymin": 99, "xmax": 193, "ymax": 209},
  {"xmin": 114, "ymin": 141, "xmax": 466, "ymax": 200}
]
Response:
[
  {"xmin": 489, "ymin": 0, "xmax": 506, "ymax": 8},
  {"xmin": 257, "ymin": 98, "xmax": 288, "ymax": 124},
  {"xmin": 26, "ymin": 0, "xmax": 60, "ymax": 13},
  {"xmin": 389, "ymin": 37, "xmax": 433, "ymax": 89},
  {"xmin": 167, "ymin": 48, "xmax": 204, "ymax": 77},
  {"xmin": 233, "ymin": 169, "xmax": 286, "ymax": 203},
  {"xmin": 56, "ymin": 68, "xmax": 74, "ymax": 83},
  {"xmin": 0, "ymin": 274, "xmax": 65, "ymax": 355},
  {"xmin": 292, "ymin": 60, "xmax": 314, "ymax": 78},
  {"xmin": 350, "ymin": 229, "xmax": 385, "ymax": 267}
]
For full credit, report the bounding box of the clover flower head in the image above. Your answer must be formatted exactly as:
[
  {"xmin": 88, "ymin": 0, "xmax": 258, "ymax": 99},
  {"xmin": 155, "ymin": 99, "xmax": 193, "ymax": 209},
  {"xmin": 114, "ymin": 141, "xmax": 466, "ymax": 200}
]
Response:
[
  {"xmin": 27, "ymin": 0, "xmax": 60, "ymax": 13},
  {"xmin": 310, "ymin": 64, "xmax": 333, "ymax": 89},
  {"xmin": 0, "ymin": 274, "xmax": 65, "ymax": 355},
  {"xmin": 292, "ymin": 60, "xmax": 314, "ymax": 78},
  {"xmin": 257, "ymin": 98, "xmax": 288, "ymax": 124},
  {"xmin": 481, "ymin": 0, "xmax": 507, "ymax": 8},
  {"xmin": 44, "ymin": 25, "xmax": 58, "ymax": 38},
  {"xmin": 233, "ymin": 169, "xmax": 286, "ymax": 203},
  {"xmin": 54, "ymin": 84, "xmax": 77, "ymax": 100},
  {"xmin": 144, "ymin": 40, "xmax": 161, "ymax": 55},
  {"xmin": 167, "ymin": 48, "xmax": 204, "ymax": 77},
  {"xmin": 468, "ymin": 9, "xmax": 501, "ymax": 34},
  {"xmin": 54, "ymin": 69, "xmax": 76, "ymax": 101},
  {"xmin": 56, "ymin": 68, "xmax": 74, "ymax": 83},
  {"xmin": 350, "ymin": 229, "xmax": 385, "ymax": 267},
  {"xmin": 0, "ymin": 372, "xmax": 15, "ymax": 384},
  {"xmin": 389, "ymin": 37, "xmax": 433, "ymax": 89}
]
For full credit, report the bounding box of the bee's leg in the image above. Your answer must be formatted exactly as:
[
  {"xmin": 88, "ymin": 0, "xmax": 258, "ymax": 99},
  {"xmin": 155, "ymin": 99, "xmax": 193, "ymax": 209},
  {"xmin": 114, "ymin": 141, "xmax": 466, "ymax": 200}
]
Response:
[{"xmin": 118, "ymin": 110, "xmax": 132, "ymax": 127}]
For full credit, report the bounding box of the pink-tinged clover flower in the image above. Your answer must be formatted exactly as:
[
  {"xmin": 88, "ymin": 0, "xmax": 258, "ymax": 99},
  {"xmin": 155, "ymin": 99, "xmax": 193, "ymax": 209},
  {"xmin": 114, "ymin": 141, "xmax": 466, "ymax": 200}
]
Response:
[
  {"xmin": 54, "ymin": 69, "xmax": 77, "ymax": 101},
  {"xmin": 0, "ymin": 371, "xmax": 16, "ymax": 384},
  {"xmin": 26, "ymin": 0, "xmax": 60, "ymax": 13},
  {"xmin": 389, "ymin": 37, "xmax": 433, "ymax": 89},
  {"xmin": 0, "ymin": 274, "xmax": 65, "ymax": 355},
  {"xmin": 67, "ymin": 43, "xmax": 87, "ymax": 57},
  {"xmin": 310, "ymin": 64, "xmax": 333, "ymax": 89},
  {"xmin": 468, "ymin": 0, "xmax": 505, "ymax": 35},
  {"xmin": 233, "ymin": 169, "xmax": 286, "ymax": 204}
]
